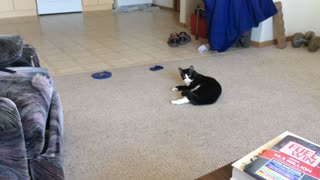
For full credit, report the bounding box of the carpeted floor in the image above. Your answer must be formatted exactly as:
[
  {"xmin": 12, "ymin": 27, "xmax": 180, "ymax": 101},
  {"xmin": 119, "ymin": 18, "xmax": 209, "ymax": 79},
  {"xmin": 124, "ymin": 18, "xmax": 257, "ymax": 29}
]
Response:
[{"xmin": 54, "ymin": 46, "xmax": 320, "ymax": 180}]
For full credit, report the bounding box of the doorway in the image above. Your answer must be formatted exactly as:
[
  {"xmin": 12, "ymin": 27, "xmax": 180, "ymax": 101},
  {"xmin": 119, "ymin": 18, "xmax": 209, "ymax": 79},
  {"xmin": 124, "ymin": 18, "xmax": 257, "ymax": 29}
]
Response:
[{"xmin": 174, "ymin": 0, "xmax": 180, "ymax": 12}]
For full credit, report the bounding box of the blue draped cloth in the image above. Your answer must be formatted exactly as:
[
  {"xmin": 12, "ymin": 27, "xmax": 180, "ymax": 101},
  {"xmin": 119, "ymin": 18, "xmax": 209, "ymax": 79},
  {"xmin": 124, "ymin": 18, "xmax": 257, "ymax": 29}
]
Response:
[{"xmin": 204, "ymin": 0, "xmax": 278, "ymax": 52}]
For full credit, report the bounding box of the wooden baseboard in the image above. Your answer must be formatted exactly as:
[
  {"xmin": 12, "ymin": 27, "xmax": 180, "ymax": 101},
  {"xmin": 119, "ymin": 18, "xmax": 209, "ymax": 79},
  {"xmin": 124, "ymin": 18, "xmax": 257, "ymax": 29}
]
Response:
[
  {"xmin": 250, "ymin": 40, "xmax": 275, "ymax": 48},
  {"xmin": 0, "ymin": 9, "xmax": 37, "ymax": 19},
  {"xmin": 251, "ymin": 36, "xmax": 293, "ymax": 48},
  {"xmin": 178, "ymin": 22, "xmax": 187, "ymax": 28}
]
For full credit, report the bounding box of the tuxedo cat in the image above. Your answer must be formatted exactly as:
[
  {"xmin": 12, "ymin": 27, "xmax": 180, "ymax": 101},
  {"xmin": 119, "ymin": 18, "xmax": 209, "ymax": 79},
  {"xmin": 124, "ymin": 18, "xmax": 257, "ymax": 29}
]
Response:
[{"xmin": 171, "ymin": 65, "xmax": 222, "ymax": 105}]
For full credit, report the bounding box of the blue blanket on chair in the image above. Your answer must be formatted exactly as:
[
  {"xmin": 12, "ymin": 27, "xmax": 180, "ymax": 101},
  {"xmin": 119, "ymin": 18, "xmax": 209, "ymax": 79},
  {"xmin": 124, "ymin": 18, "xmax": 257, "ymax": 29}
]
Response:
[{"xmin": 204, "ymin": 0, "xmax": 278, "ymax": 52}]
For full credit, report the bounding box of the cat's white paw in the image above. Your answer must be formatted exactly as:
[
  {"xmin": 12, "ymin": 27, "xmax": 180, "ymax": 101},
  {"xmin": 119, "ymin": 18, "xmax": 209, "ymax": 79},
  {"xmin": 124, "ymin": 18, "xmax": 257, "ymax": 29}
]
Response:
[
  {"xmin": 171, "ymin": 97, "xmax": 190, "ymax": 105},
  {"xmin": 171, "ymin": 100, "xmax": 178, "ymax": 105},
  {"xmin": 172, "ymin": 87, "xmax": 178, "ymax": 92}
]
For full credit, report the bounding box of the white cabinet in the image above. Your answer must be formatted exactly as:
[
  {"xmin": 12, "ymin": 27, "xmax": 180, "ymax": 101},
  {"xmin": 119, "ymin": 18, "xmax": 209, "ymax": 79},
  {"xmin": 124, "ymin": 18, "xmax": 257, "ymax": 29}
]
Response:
[{"xmin": 36, "ymin": 0, "xmax": 82, "ymax": 15}]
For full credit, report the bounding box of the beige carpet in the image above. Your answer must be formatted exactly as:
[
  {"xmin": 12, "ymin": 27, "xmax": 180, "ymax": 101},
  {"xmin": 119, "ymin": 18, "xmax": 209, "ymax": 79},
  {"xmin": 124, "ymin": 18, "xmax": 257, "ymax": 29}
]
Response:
[{"xmin": 53, "ymin": 46, "xmax": 320, "ymax": 180}]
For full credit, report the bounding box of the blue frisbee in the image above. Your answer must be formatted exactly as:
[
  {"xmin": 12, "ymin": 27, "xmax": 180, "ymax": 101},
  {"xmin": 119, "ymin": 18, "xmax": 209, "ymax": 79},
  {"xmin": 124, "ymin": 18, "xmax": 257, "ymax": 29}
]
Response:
[
  {"xmin": 92, "ymin": 71, "xmax": 112, "ymax": 80},
  {"xmin": 150, "ymin": 65, "xmax": 164, "ymax": 71}
]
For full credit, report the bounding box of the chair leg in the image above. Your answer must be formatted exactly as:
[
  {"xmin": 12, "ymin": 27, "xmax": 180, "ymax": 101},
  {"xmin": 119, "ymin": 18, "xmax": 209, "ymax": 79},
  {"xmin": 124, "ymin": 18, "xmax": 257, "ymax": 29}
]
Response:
[{"xmin": 196, "ymin": 8, "xmax": 200, "ymax": 40}]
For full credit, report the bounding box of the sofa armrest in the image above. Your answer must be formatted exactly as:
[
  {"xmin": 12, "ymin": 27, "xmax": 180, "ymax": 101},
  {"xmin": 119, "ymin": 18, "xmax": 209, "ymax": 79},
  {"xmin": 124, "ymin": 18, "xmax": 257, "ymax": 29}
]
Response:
[
  {"xmin": 0, "ymin": 97, "xmax": 29, "ymax": 179},
  {"xmin": 29, "ymin": 91, "xmax": 65, "ymax": 180}
]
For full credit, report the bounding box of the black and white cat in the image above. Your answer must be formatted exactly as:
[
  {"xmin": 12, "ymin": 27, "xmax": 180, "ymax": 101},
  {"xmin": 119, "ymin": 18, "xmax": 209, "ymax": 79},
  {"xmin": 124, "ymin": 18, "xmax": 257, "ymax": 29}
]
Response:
[{"xmin": 171, "ymin": 65, "xmax": 222, "ymax": 105}]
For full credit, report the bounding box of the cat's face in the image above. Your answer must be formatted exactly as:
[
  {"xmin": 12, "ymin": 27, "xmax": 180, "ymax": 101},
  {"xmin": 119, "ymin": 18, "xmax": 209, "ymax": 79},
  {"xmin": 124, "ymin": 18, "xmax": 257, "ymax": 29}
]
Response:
[{"xmin": 179, "ymin": 65, "xmax": 195, "ymax": 86}]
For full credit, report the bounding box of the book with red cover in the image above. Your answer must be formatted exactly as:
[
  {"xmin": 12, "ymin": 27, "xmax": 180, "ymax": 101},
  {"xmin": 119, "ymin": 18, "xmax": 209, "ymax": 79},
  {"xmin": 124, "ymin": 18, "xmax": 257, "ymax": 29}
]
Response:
[{"xmin": 244, "ymin": 135, "xmax": 320, "ymax": 180}]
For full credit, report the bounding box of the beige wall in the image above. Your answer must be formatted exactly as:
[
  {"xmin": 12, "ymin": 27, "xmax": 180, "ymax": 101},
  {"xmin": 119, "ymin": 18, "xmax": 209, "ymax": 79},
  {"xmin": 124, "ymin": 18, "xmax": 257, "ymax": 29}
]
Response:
[
  {"xmin": 280, "ymin": 0, "xmax": 320, "ymax": 36},
  {"xmin": 82, "ymin": 0, "xmax": 113, "ymax": 11},
  {"xmin": 252, "ymin": 0, "xmax": 320, "ymax": 42},
  {"xmin": 0, "ymin": 0, "xmax": 37, "ymax": 18},
  {"xmin": 179, "ymin": 0, "xmax": 197, "ymax": 25}
]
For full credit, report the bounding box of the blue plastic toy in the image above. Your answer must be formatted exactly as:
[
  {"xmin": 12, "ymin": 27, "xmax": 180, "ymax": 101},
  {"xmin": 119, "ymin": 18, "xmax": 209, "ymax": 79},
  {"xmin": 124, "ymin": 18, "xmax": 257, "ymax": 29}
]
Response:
[
  {"xmin": 92, "ymin": 71, "xmax": 112, "ymax": 80},
  {"xmin": 150, "ymin": 65, "xmax": 164, "ymax": 71}
]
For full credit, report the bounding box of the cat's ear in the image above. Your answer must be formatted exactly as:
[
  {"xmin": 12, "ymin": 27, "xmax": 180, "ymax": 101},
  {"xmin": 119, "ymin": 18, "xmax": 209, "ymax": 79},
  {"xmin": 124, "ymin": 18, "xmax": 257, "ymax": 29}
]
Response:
[
  {"xmin": 178, "ymin": 68, "xmax": 183, "ymax": 73},
  {"xmin": 189, "ymin": 65, "xmax": 194, "ymax": 74}
]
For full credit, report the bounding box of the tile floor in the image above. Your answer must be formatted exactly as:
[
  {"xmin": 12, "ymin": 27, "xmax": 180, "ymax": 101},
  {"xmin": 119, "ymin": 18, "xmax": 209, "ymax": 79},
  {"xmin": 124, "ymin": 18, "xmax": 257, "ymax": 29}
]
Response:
[{"xmin": 0, "ymin": 9, "xmax": 211, "ymax": 76}]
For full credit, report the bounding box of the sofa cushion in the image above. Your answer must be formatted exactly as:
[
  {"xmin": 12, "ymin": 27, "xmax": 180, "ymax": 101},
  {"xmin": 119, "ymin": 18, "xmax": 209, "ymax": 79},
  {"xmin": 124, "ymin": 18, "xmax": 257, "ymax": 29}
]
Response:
[
  {"xmin": 0, "ymin": 97, "xmax": 29, "ymax": 179},
  {"xmin": 0, "ymin": 67, "xmax": 53, "ymax": 158}
]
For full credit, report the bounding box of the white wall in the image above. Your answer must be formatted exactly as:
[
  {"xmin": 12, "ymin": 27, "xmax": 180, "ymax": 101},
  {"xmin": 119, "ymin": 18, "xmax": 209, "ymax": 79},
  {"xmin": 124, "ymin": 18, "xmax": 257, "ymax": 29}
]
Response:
[
  {"xmin": 179, "ymin": 0, "xmax": 197, "ymax": 25},
  {"xmin": 282, "ymin": 0, "xmax": 320, "ymax": 35},
  {"xmin": 252, "ymin": 0, "xmax": 320, "ymax": 42},
  {"xmin": 153, "ymin": 0, "xmax": 173, "ymax": 8},
  {"xmin": 251, "ymin": 18, "xmax": 274, "ymax": 42},
  {"xmin": 179, "ymin": 0, "xmax": 186, "ymax": 23}
]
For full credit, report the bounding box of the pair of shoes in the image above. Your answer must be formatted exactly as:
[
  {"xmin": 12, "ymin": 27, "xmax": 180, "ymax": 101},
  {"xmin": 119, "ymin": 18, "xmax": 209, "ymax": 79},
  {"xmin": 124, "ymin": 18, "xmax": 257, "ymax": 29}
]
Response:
[
  {"xmin": 150, "ymin": 65, "xmax": 164, "ymax": 71},
  {"xmin": 167, "ymin": 32, "xmax": 191, "ymax": 47}
]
